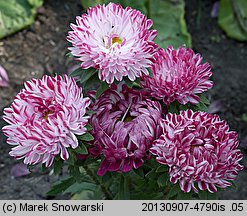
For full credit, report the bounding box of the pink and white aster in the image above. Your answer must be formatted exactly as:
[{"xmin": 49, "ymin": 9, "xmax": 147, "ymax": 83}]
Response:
[
  {"xmin": 141, "ymin": 46, "xmax": 213, "ymax": 105},
  {"xmin": 89, "ymin": 84, "xmax": 162, "ymax": 176},
  {"xmin": 151, "ymin": 110, "xmax": 243, "ymax": 193},
  {"xmin": 67, "ymin": 3, "xmax": 158, "ymax": 84},
  {"xmin": 2, "ymin": 75, "xmax": 90, "ymax": 167}
]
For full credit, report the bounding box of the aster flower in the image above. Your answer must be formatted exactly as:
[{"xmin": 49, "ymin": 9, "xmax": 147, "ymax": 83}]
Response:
[
  {"xmin": 151, "ymin": 109, "xmax": 243, "ymax": 193},
  {"xmin": 67, "ymin": 3, "xmax": 158, "ymax": 84},
  {"xmin": 141, "ymin": 46, "xmax": 213, "ymax": 105},
  {"xmin": 89, "ymin": 84, "xmax": 162, "ymax": 176},
  {"xmin": 2, "ymin": 75, "xmax": 90, "ymax": 167}
]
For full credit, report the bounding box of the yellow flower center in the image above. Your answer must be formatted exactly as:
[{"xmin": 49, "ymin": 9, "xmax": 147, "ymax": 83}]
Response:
[
  {"xmin": 112, "ymin": 37, "xmax": 122, "ymax": 45},
  {"xmin": 43, "ymin": 110, "xmax": 53, "ymax": 120}
]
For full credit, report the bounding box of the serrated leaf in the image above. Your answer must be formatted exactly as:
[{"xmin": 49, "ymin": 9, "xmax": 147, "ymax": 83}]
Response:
[
  {"xmin": 47, "ymin": 177, "xmax": 76, "ymax": 196},
  {"xmin": 0, "ymin": 0, "xmax": 44, "ymax": 39}
]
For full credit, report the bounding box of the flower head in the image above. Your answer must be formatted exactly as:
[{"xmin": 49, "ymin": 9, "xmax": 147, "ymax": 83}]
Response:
[
  {"xmin": 89, "ymin": 84, "xmax": 162, "ymax": 175},
  {"xmin": 151, "ymin": 110, "xmax": 243, "ymax": 193},
  {"xmin": 2, "ymin": 75, "xmax": 90, "ymax": 167},
  {"xmin": 67, "ymin": 3, "xmax": 157, "ymax": 84},
  {"xmin": 141, "ymin": 46, "xmax": 213, "ymax": 105}
]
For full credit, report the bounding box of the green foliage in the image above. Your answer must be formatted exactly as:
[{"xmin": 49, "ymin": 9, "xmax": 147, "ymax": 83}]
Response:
[
  {"xmin": 81, "ymin": 0, "xmax": 192, "ymax": 48},
  {"xmin": 47, "ymin": 177, "xmax": 76, "ymax": 196},
  {"xmin": 149, "ymin": 0, "xmax": 192, "ymax": 48},
  {"xmin": 198, "ymin": 190, "xmax": 218, "ymax": 200},
  {"xmin": 78, "ymin": 133, "xmax": 94, "ymax": 142},
  {"xmin": 118, "ymin": 175, "xmax": 130, "ymax": 199},
  {"xmin": 53, "ymin": 157, "xmax": 64, "ymax": 175},
  {"xmin": 168, "ymin": 94, "xmax": 210, "ymax": 114},
  {"xmin": 75, "ymin": 143, "xmax": 88, "ymax": 155},
  {"xmin": 0, "ymin": 0, "xmax": 43, "ymax": 39},
  {"xmin": 218, "ymin": 0, "xmax": 247, "ymax": 41}
]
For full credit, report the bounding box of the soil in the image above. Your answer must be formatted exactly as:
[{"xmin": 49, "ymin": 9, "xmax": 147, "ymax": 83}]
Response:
[{"xmin": 0, "ymin": 0, "xmax": 247, "ymax": 200}]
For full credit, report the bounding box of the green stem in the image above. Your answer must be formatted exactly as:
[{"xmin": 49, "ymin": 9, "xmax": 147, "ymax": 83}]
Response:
[{"xmin": 82, "ymin": 164, "xmax": 113, "ymax": 199}]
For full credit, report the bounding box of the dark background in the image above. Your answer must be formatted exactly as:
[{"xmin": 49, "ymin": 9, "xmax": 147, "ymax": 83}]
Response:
[{"xmin": 0, "ymin": 0, "xmax": 246, "ymax": 199}]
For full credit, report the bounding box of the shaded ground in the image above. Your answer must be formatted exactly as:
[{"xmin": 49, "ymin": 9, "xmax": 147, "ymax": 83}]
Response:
[{"xmin": 0, "ymin": 0, "xmax": 247, "ymax": 199}]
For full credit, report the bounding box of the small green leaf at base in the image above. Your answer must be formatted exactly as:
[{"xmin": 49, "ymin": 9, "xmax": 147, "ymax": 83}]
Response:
[{"xmin": 79, "ymin": 133, "xmax": 94, "ymax": 142}]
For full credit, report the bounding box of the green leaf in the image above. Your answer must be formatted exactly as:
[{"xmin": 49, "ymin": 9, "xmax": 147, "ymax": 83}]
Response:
[
  {"xmin": 156, "ymin": 165, "xmax": 169, "ymax": 173},
  {"xmin": 198, "ymin": 190, "xmax": 218, "ymax": 200},
  {"xmin": 168, "ymin": 101, "xmax": 180, "ymax": 114},
  {"xmin": 145, "ymin": 169, "xmax": 158, "ymax": 180},
  {"xmin": 47, "ymin": 177, "xmax": 76, "ymax": 196},
  {"xmin": 69, "ymin": 67, "xmax": 83, "ymax": 78},
  {"xmin": 81, "ymin": 0, "xmax": 147, "ymax": 13},
  {"xmin": 132, "ymin": 167, "xmax": 145, "ymax": 178},
  {"xmin": 69, "ymin": 165, "xmax": 83, "ymax": 182},
  {"xmin": 79, "ymin": 133, "xmax": 94, "ymax": 142},
  {"xmin": 149, "ymin": 0, "xmax": 192, "ymax": 48},
  {"xmin": 118, "ymin": 175, "xmax": 130, "ymax": 199},
  {"xmin": 80, "ymin": 68, "xmax": 98, "ymax": 84},
  {"xmin": 176, "ymin": 190, "xmax": 194, "ymax": 200},
  {"xmin": 85, "ymin": 123, "xmax": 93, "ymax": 131},
  {"xmin": 199, "ymin": 94, "xmax": 210, "ymax": 105},
  {"xmin": 76, "ymin": 143, "xmax": 88, "ymax": 155},
  {"xmin": 72, "ymin": 190, "xmax": 94, "ymax": 200},
  {"xmin": 218, "ymin": 0, "xmax": 247, "ymax": 41},
  {"xmin": 53, "ymin": 157, "xmax": 64, "ymax": 175},
  {"xmin": 157, "ymin": 174, "xmax": 167, "ymax": 187},
  {"xmin": 96, "ymin": 82, "xmax": 109, "ymax": 98},
  {"xmin": 195, "ymin": 100, "xmax": 209, "ymax": 112},
  {"xmin": 63, "ymin": 182, "xmax": 96, "ymax": 194},
  {"xmin": 0, "ymin": 0, "xmax": 43, "ymax": 39},
  {"xmin": 166, "ymin": 184, "xmax": 182, "ymax": 198},
  {"xmin": 242, "ymin": 113, "xmax": 247, "ymax": 122},
  {"xmin": 27, "ymin": 0, "xmax": 43, "ymax": 8}
]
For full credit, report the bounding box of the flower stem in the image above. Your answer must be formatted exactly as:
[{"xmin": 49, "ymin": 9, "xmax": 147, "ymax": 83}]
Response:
[{"xmin": 82, "ymin": 164, "xmax": 113, "ymax": 199}]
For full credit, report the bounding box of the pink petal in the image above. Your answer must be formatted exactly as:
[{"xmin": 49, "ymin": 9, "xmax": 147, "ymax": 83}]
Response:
[
  {"xmin": 10, "ymin": 163, "xmax": 31, "ymax": 177},
  {"xmin": 0, "ymin": 64, "xmax": 9, "ymax": 87}
]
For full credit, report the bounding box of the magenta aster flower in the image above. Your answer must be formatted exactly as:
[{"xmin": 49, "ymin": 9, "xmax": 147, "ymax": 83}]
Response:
[
  {"xmin": 89, "ymin": 84, "xmax": 162, "ymax": 176},
  {"xmin": 151, "ymin": 110, "xmax": 243, "ymax": 193},
  {"xmin": 2, "ymin": 75, "xmax": 90, "ymax": 167},
  {"xmin": 141, "ymin": 46, "xmax": 213, "ymax": 105},
  {"xmin": 67, "ymin": 3, "xmax": 157, "ymax": 84}
]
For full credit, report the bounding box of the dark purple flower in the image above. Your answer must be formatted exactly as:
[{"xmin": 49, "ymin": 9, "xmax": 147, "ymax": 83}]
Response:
[{"xmin": 90, "ymin": 84, "xmax": 162, "ymax": 175}]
